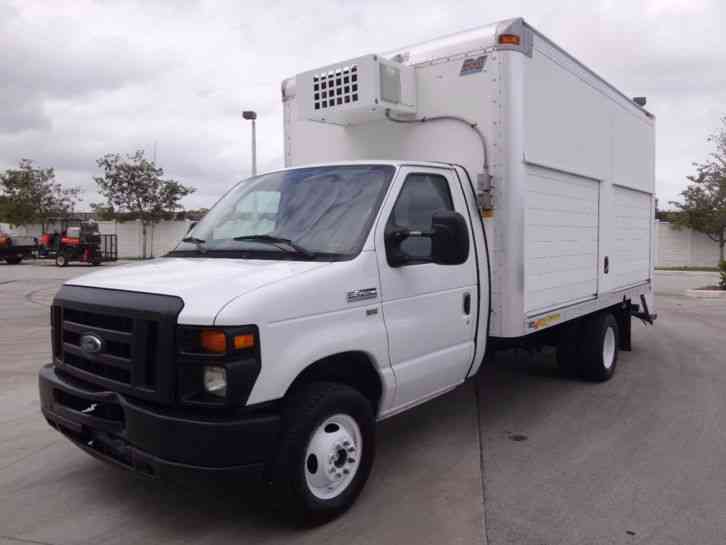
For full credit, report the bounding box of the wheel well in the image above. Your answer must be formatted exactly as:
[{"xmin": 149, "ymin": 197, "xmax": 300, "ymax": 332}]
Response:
[
  {"xmin": 552, "ymin": 304, "xmax": 631, "ymax": 349},
  {"xmin": 286, "ymin": 352, "xmax": 383, "ymax": 412}
]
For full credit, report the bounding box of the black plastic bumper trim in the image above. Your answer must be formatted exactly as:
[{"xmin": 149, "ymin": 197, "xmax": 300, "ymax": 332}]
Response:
[{"xmin": 39, "ymin": 364, "xmax": 280, "ymax": 476}]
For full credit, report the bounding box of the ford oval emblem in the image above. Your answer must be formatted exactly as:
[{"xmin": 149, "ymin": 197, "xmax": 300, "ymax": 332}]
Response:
[{"xmin": 80, "ymin": 334, "xmax": 103, "ymax": 354}]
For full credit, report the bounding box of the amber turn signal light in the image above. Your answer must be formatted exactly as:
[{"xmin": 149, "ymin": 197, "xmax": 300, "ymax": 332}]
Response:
[
  {"xmin": 498, "ymin": 34, "xmax": 521, "ymax": 45},
  {"xmin": 200, "ymin": 330, "xmax": 226, "ymax": 353},
  {"xmin": 233, "ymin": 333, "xmax": 255, "ymax": 350}
]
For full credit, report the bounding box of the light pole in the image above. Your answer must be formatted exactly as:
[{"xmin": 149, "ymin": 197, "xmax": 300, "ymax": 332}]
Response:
[{"xmin": 242, "ymin": 110, "xmax": 257, "ymax": 176}]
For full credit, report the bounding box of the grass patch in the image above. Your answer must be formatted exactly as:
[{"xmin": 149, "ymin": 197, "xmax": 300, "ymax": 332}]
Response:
[{"xmin": 656, "ymin": 266, "xmax": 719, "ymax": 272}]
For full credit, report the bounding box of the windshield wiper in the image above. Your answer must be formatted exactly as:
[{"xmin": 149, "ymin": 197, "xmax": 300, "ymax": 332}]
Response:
[
  {"xmin": 181, "ymin": 236, "xmax": 207, "ymax": 252},
  {"xmin": 232, "ymin": 235, "xmax": 314, "ymax": 257}
]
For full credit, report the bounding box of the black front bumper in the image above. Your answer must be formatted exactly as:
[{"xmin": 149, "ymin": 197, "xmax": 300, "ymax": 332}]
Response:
[{"xmin": 39, "ymin": 364, "xmax": 280, "ymax": 481}]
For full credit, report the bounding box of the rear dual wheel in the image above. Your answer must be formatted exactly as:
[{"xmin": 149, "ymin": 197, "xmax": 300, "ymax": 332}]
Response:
[
  {"xmin": 557, "ymin": 312, "xmax": 619, "ymax": 382},
  {"xmin": 55, "ymin": 253, "xmax": 68, "ymax": 267}
]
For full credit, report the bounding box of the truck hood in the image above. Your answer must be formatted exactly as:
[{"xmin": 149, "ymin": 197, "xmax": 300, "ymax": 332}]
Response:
[{"xmin": 66, "ymin": 257, "xmax": 329, "ymax": 325}]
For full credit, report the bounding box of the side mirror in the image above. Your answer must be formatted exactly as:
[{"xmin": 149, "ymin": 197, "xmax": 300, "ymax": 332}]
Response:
[
  {"xmin": 384, "ymin": 210, "xmax": 469, "ymax": 267},
  {"xmin": 187, "ymin": 221, "xmax": 198, "ymax": 233},
  {"xmin": 431, "ymin": 210, "xmax": 469, "ymax": 265}
]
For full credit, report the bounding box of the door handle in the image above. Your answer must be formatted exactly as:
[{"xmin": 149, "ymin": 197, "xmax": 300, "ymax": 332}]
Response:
[{"xmin": 463, "ymin": 292, "xmax": 471, "ymax": 315}]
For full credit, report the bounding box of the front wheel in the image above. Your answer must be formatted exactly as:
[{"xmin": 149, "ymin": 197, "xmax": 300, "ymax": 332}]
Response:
[
  {"xmin": 4, "ymin": 256, "xmax": 22, "ymax": 265},
  {"xmin": 271, "ymin": 382, "xmax": 375, "ymax": 524}
]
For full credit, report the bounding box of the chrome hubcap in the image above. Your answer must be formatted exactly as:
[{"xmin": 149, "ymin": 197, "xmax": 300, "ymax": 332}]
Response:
[{"xmin": 304, "ymin": 414, "xmax": 362, "ymax": 500}]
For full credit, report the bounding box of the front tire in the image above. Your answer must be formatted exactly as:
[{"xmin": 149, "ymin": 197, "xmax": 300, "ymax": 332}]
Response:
[
  {"xmin": 4, "ymin": 256, "xmax": 22, "ymax": 265},
  {"xmin": 271, "ymin": 382, "xmax": 375, "ymax": 524}
]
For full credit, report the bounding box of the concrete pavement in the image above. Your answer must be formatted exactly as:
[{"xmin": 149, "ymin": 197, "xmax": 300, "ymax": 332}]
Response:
[
  {"xmin": 1, "ymin": 262, "xmax": 724, "ymax": 544},
  {"xmin": 653, "ymin": 270, "xmax": 720, "ymax": 296},
  {"xmin": 478, "ymin": 294, "xmax": 726, "ymax": 544}
]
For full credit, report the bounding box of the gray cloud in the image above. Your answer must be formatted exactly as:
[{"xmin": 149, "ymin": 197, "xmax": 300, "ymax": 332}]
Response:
[
  {"xmin": 0, "ymin": 0, "xmax": 174, "ymax": 136},
  {"xmin": 1, "ymin": 0, "xmax": 724, "ymax": 210}
]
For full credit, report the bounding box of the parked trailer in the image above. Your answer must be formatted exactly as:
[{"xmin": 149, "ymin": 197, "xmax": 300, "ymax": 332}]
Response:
[
  {"xmin": 0, "ymin": 232, "xmax": 36, "ymax": 264},
  {"xmin": 39, "ymin": 18, "xmax": 656, "ymax": 523}
]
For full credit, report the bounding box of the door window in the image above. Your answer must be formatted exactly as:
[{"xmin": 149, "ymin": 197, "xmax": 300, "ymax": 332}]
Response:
[{"xmin": 386, "ymin": 173, "xmax": 454, "ymax": 261}]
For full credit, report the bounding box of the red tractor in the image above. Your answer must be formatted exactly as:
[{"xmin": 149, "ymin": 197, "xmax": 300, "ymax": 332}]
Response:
[{"xmin": 38, "ymin": 221, "xmax": 117, "ymax": 267}]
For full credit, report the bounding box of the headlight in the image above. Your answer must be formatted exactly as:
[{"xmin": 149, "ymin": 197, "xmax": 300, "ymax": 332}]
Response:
[
  {"xmin": 203, "ymin": 366, "xmax": 227, "ymax": 397},
  {"xmin": 177, "ymin": 325, "xmax": 261, "ymax": 407}
]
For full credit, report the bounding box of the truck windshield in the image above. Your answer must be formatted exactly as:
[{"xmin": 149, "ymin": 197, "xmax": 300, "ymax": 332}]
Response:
[{"xmin": 171, "ymin": 164, "xmax": 395, "ymax": 260}]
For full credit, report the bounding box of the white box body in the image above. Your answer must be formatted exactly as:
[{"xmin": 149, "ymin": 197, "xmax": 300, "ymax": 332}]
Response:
[{"xmin": 282, "ymin": 18, "xmax": 656, "ymax": 338}]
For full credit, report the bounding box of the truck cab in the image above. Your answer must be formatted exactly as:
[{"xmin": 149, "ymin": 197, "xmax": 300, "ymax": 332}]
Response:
[{"xmin": 39, "ymin": 160, "xmax": 489, "ymax": 521}]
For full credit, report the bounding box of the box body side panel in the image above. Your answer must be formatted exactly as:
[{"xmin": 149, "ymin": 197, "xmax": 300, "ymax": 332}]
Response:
[
  {"xmin": 611, "ymin": 186, "xmax": 653, "ymax": 289},
  {"xmin": 513, "ymin": 33, "xmax": 655, "ymax": 332},
  {"xmin": 524, "ymin": 166, "xmax": 599, "ymax": 314}
]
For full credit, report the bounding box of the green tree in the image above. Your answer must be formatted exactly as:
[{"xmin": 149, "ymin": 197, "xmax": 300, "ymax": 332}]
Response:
[
  {"xmin": 0, "ymin": 159, "xmax": 81, "ymax": 228},
  {"xmin": 94, "ymin": 150, "xmax": 195, "ymax": 258},
  {"xmin": 670, "ymin": 118, "xmax": 726, "ymax": 263}
]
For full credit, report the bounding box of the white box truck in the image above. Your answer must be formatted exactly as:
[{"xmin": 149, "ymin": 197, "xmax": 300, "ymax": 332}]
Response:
[{"xmin": 39, "ymin": 18, "xmax": 656, "ymax": 522}]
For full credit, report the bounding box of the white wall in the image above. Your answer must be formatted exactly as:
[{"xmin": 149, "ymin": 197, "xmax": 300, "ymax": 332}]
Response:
[
  {"xmin": 0, "ymin": 223, "xmax": 43, "ymax": 236},
  {"xmin": 150, "ymin": 221, "xmax": 192, "ymax": 257},
  {"xmin": 656, "ymin": 221, "xmax": 721, "ymax": 268},
  {"xmin": 97, "ymin": 220, "xmax": 191, "ymax": 258}
]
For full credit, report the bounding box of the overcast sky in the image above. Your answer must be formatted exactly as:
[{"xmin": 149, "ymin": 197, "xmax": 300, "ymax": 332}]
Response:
[{"xmin": 1, "ymin": 0, "xmax": 724, "ymax": 210}]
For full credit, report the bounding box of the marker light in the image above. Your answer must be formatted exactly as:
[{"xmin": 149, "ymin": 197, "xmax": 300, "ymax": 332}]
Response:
[
  {"xmin": 498, "ymin": 34, "xmax": 521, "ymax": 45},
  {"xmin": 233, "ymin": 333, "xmax": 255, "ymax": 350},
  {"xmin": 200, "ymin": 330, "xmax": 226, "ymax": 353}
]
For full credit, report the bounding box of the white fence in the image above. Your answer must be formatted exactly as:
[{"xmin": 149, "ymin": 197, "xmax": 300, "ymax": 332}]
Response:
[
  {"xmin": 2, "ymin": 219, "xmax": 722, "ymax": 266},
  {"xmin": 96, "ymin": 220, "xmax": 193, "ymax": 258},
  {"xmin": 656, "ymin": 221, "xmax": 722, "ymax": 268}
]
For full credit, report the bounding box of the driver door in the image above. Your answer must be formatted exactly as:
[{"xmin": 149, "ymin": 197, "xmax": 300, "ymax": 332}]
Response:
[{"xmin": 376, "ymin": 167, "xmax": 478, "ymax": 411}]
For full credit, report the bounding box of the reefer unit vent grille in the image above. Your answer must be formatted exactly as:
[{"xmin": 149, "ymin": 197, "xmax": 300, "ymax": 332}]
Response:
[
  {"xmin": 313, "ymin": 65, "xmax": 360, "ymax": 111},
  {"xmin": 298, "ymin": 54, "xmax": 416, "ymax": 126}
]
